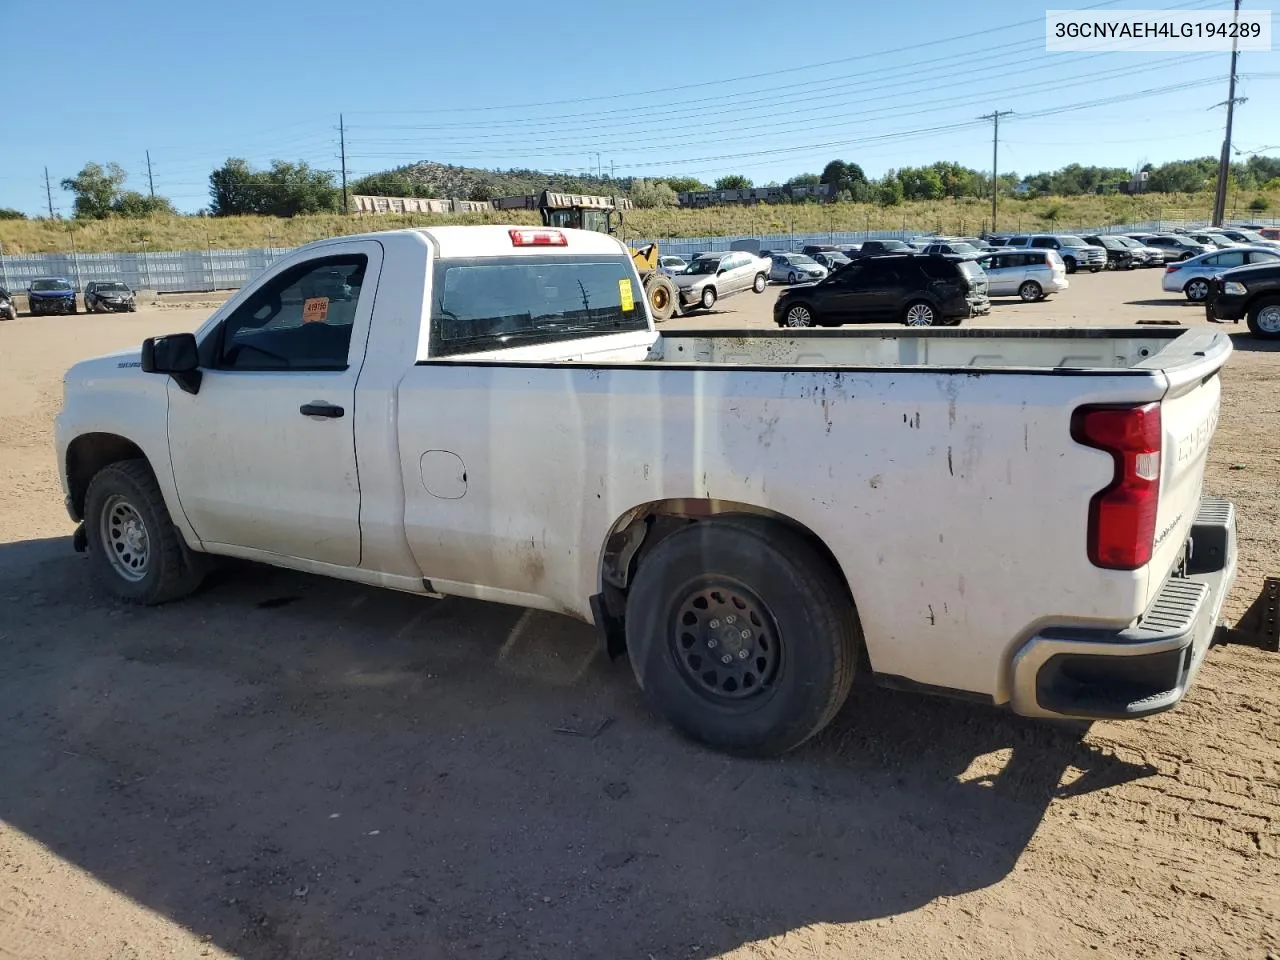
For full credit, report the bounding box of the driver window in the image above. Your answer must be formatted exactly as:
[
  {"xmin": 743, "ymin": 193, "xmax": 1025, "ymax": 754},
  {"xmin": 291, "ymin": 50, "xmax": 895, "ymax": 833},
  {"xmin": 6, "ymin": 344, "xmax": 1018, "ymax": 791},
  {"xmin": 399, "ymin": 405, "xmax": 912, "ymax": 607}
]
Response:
[{"xmin": 215, "ymin": 255, "xmax": 366, "ymax": 371}]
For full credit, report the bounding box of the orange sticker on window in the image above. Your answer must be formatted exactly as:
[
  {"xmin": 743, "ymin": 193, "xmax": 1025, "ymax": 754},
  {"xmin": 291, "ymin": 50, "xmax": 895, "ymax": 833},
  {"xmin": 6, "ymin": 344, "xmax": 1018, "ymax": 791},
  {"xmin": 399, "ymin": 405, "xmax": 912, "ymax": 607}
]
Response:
[{"xmin": 302, "ymin": 297, "xmax": 329, "ymax": 322}]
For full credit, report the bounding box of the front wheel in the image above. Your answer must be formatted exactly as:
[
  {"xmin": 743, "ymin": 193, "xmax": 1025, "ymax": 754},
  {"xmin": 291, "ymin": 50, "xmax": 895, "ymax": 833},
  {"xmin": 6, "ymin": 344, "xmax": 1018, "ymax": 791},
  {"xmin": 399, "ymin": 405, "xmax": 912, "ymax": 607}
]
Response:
[
  {"xmin": 1247, "ymin": 297, "xmax": 1280, "ymax": 339},
  {"xmin": 752, "ymin": 273, "xmax": 767, "ymax": 294},
  {"xmin": 624, "ymin": 519, "xmax": 859, "ymax": 756},
  {"xmin": 1019, "ymin": 280, "xmax": 1043, "ymax": 302},
  {"xmin": 1184, "ymin": 278, "xmax": 1209, "ymax": 302},
  {"xmin": 787, "ymin": 271, "xmax": 797, "ymax": 285},
  {"xmin": 84, "ymin": 459, "xmax": 207, "ymax": 605},
  {"xmin": 699, "ymin": 286, "xmax": 717, "ymax": 311},
  {"xmin": 783, "ymin": 304, "xmax": 814, "ymax": 327},
  {"xmin": 645, "ymin": 274, "xmax": 678, "ymax": 322},
  {"xmin": 1063, "ymin": 257, "xmax": 1077, "ymax": 274},
  {"xmin": 903, "ymin": 301, "xmax": 937, "ymax": 326}
]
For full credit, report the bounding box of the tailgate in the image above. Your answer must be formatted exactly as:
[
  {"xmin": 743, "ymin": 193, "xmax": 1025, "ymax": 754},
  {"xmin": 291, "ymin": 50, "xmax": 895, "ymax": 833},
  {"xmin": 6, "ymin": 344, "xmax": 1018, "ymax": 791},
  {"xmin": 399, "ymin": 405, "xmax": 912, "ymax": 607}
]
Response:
[{"xmin": 1145, "ymin": 330, "xmax": 1231, "ymax": 606}]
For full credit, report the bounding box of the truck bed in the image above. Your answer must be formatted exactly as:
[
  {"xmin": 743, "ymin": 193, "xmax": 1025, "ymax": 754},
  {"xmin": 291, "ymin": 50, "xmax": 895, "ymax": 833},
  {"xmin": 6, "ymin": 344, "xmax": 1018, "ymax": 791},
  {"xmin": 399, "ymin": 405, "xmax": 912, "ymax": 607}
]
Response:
[{"xmin": 651, "ymin": 327, "xmax": 1221, "ymax": 372}]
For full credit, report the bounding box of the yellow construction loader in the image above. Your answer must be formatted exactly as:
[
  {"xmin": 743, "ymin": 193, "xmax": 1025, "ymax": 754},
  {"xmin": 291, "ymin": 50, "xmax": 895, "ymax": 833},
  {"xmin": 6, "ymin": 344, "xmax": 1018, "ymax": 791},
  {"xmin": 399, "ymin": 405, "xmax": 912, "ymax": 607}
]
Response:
[{"xmin": 491, "ymin": 190, "xmax": 680, "ymax": 321}]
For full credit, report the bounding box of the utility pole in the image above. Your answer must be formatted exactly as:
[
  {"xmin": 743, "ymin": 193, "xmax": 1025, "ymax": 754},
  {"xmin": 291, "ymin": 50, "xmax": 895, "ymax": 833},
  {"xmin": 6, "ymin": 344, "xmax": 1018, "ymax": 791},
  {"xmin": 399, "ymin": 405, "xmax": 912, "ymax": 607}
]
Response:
[
  {"xmin": 339, "ymin": 113, "xmax": 349, "ymax": 215},
  {"xmin": 1212, "ymin": 0, "xmax": 1244, "ymax": 227},
  {"xmin": 146, "ymin": 150, "xmax": 155, "ymax": 198},
  {"xmin": 978, "ymin": 110, "xmax": 1013, "ymax": 233},
  {"xmin": 44, "ymin": 167, "xmax": 55, "ymax": 217}
]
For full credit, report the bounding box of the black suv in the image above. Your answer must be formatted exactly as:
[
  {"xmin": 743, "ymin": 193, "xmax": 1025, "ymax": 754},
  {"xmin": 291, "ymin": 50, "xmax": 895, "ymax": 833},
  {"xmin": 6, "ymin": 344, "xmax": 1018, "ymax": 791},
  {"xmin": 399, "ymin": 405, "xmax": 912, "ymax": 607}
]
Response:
[
  {"xmin": 1081, "ymin": 235, "xmax": 1137, "ymax": 270},
  {"xmin": 1205, "ymin": 261, "xmax": 1280, "ymax": 338},
  {"xmin": 773, "ymin": 254, "xmax": 990, "ymax": 328},
  {"xmin": 850, "ymin": 239, "xmax": 914, "ymax": 259}
]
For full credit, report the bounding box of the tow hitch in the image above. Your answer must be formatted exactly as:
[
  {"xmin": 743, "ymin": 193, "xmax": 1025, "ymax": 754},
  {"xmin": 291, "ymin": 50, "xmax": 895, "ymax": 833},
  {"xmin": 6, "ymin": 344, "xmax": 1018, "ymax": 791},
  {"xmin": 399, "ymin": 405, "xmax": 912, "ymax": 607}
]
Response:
[{"xmin": 1215, "ymin": 576, "xmax": 1280, "ymax": 653}]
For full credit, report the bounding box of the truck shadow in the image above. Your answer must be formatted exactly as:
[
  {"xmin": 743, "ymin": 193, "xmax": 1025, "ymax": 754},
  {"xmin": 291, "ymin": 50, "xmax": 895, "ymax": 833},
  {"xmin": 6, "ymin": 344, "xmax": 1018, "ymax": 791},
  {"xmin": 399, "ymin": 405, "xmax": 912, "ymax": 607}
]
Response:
[{"xmin": 0, "ymin": 539, "xmax": 1155, "ymax": 959}]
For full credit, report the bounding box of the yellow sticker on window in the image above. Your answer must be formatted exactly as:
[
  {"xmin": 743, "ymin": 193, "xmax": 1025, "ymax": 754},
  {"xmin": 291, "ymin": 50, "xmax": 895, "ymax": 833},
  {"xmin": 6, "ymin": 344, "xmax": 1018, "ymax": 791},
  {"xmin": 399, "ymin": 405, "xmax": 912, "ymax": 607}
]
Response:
[
  {"xmin": 618, "ymin": 278, "xmax": 635, "ymax": 312},
  {"xmin": 302, "ymin": 297, "xmax": 329, "ymax": 322}
]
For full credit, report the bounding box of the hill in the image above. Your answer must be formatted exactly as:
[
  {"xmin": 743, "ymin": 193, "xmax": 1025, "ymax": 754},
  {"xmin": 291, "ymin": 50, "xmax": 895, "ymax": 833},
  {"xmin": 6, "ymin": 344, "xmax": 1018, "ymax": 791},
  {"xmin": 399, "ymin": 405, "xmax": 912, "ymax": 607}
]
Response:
[{"xmin": 350, "ymin": 162, "xmax": 633, "ymax": 202}]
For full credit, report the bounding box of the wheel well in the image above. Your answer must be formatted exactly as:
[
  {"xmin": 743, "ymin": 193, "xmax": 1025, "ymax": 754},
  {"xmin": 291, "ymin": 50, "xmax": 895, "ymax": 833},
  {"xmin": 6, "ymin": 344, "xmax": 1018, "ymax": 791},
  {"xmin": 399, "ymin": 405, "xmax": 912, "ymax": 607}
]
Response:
[
  {"xmin": 596, "ymin": 499, "xmax": 860, "ymax": 658},
  {"xmin": 66, "ymin": 433, "xmax": 147, "ymax": 520}
]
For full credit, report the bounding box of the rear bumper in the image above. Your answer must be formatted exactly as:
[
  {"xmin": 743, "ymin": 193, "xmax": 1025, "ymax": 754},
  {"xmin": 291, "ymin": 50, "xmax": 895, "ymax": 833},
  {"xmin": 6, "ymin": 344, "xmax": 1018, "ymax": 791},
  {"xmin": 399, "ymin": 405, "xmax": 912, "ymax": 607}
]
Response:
[{"xmin": 1010, "ymin": 496, "xmax": 1237, "ymax": 720}]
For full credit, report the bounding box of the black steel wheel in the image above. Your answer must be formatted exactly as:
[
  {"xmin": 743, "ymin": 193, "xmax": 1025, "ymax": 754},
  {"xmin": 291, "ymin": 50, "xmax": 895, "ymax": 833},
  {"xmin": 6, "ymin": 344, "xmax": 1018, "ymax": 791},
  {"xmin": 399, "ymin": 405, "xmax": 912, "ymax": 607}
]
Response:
[
  {"xmin": 671, "ymin": 579, "xmax": 780, "ymax": 701},
  {"xmin": 625, "ymin": 519, "xmax": 860, "ymax": 756}
]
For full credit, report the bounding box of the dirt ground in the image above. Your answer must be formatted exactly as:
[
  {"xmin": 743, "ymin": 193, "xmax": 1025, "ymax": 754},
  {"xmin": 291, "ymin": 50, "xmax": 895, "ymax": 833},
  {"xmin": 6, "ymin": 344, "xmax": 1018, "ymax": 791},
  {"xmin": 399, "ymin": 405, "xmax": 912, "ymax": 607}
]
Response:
[{"xmin": 1, "ymin": 269, "xmax": 1278, "ymax": 960}]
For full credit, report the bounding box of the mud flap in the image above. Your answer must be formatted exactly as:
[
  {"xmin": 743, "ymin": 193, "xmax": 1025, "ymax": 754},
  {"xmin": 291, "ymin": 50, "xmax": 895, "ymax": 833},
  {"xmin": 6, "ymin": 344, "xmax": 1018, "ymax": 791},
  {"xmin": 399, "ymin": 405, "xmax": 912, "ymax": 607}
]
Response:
[{"xmin": 72, "ymin": 523, "xmax": 87, "ymax": 553}]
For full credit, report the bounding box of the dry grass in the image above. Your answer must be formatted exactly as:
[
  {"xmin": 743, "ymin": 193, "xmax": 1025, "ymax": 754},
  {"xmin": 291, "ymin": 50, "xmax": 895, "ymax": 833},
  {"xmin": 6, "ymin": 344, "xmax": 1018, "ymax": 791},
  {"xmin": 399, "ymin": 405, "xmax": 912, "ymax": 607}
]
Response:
[{"xmin": 1, "ymin": 190, "xmax": 1273, "ymax": 254}]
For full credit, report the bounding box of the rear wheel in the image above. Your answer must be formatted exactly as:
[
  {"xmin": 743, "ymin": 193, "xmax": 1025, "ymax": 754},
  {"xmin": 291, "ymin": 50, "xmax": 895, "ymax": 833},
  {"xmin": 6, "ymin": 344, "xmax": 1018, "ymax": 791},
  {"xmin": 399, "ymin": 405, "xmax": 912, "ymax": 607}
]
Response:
[
  {"xmin": 645, "ymin": 274, "xmax": 678, "ymax": 321},
  {"xmin": 783, "ymin": 304, "xmax": 814, "ymax": 327},
  {"xmin": 1184, "ymin": 278, "xmax": 1210, "ymax": 302},
  {"xmin": 700, "ymin": 286, "xmax": 717, "ymax": 311},
  {"xmin": 752, "ymin": 273, "xmax": 767, "ymax": 294},
  {"xmin": 1018, "ymin": 280, "xmax": 1043, "ymax": 302},
  {"xmin": 624, "ymin": 519, "xmax": 859, "ymax": 756},
  {"xmin": 903, "ymin": 301, "xmax": 937, "ymax": 326},
  {"xmin": 1246, "ymin": 297, "xmax": 1280, "ymax": 339}
]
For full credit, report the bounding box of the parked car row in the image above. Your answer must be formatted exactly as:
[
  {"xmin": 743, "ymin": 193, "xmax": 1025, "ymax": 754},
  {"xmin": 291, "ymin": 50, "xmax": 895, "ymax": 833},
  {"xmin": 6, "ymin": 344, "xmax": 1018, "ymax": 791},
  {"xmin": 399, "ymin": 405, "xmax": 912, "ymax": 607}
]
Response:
[{"xmin": 8, "ymin": 277, "xmax": 138, "ymax": 317}]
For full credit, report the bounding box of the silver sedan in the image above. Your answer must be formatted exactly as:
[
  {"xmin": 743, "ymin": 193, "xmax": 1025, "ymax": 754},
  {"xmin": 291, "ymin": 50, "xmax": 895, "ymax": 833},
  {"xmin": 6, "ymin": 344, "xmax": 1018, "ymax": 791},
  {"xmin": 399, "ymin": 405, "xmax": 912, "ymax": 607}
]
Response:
[
  {"xmin": 1161, "ymin": 246, "xmax": 1280, "ymax": 301},
  {"xmin": 768, "ymin": 253, "xmax": 827, "ymax": 284}
]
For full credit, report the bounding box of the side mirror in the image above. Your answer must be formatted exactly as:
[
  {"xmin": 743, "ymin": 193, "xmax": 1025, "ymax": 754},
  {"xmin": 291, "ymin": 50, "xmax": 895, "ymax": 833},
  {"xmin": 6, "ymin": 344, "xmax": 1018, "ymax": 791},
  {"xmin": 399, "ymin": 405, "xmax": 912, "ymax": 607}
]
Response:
[{"xmin": 141, "ymin": 332, "xmax": 202, "ymax": 395}]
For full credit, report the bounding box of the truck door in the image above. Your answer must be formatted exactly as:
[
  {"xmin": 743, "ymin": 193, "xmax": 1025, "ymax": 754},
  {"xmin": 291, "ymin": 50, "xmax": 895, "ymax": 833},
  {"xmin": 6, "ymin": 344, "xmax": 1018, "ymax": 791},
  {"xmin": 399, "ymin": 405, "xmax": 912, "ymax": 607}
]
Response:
[{"xmin": 165, "ymin": 240, "xmax": 383, "ymax": 566}]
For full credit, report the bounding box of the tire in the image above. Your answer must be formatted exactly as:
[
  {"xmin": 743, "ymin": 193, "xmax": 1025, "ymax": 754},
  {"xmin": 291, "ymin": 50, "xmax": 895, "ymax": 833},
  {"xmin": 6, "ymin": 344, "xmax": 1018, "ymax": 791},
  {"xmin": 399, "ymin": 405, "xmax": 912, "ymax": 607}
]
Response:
[
  {"xmin": 1018, "ymin": 280, "xmax": 1043, "ymax": 302},
  {"xmin": 903, "ymin": 300, "xmax": 937, "ymax": 326},
  {"xmin": 624, "ymin": 519, "xmax": 859, "ymax": 756},
  {"xmin": 787, "ymin": 271, "xmax": 797, "ymax": 285},
  {"xmin": 83, "ymin": 459, "xmax": 207, "ymax": 605},
  {"xmin": 752, "ymin": 273, "xmax": 767, "ymax": 294},
  {"xmin": 1089, "ymin": 265, "xmax": 1102, "ymax": 273},
  {"xmin": 1246, "ymin": 297, "xmax": 1280, "ymax": 339},
  {"xmin": 1184, "ymin": 278, "xmax": 1210, "ymax": 302},
  {"xmin": 700, "ymin": 286, "xmax": 717, "ymax": 311},
  {"xmin": 645, "ymin": 274, "xmax": 678, "ymax": 322},
  {"xmin": 1063, "ymin": 257, "xmax": 1077, "ymax": 274},
  {"xmin": 782, "ymin": 303, "xmax": 814, "ymax": 327}
]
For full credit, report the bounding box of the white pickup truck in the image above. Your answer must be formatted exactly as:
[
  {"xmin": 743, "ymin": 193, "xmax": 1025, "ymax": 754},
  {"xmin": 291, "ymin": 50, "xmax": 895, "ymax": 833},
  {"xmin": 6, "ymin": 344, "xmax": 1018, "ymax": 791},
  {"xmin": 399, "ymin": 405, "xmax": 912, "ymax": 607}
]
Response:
[{"xmin": 55, "ymin": 225, "xmax": 1238, "ymax": 755}]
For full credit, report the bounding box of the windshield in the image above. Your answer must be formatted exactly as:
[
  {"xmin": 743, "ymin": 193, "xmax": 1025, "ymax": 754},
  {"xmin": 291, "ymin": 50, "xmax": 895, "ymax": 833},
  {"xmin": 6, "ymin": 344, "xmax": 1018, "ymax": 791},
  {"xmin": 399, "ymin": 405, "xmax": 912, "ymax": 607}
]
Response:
[
  {"xmin": 1112, "ymin": 237, "xmax": 1140, "ymax": 248},
  {"xmin": 948, "ymin": 243, "xmax": 979, "ymax": 255},
  {"xmin": 429, "ymin": 254, "xmax": 648, "ymax": 358},
  {"xmin": 1095, "ymin": 237, "xmax": 1124, "ymax": 249},
  {"xmin": 685, "ymin": 258, "xmax": 721, "ymax": 275},
  {"xmin": 1059, "ymin": 236, "xmax": 1088, "ymax": 246},
  {"xmin": 1233, "ymin": 230, "xmax": 1265, "ymax": 242},
  {"xmin": 879, "ymin": 241, "xmax": 910, "ymax": 251},
  {"xmin": 31, "ymin": 279, "xmax": 72, "ymax": 292},
  {"xmin": 789, "ymin": 254, "xmax": 817, "ymax": 265},
  {"xmin": 97, "ymin": 282, "xmax": 130, "ymax": 292}
]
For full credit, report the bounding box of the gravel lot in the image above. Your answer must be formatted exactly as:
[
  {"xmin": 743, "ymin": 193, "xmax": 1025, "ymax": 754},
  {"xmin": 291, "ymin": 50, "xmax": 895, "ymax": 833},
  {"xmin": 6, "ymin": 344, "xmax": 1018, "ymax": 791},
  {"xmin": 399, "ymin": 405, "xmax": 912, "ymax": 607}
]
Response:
[{"xmin": 1, "ymin": 267, "xmax": 1277, "ymax": 960}]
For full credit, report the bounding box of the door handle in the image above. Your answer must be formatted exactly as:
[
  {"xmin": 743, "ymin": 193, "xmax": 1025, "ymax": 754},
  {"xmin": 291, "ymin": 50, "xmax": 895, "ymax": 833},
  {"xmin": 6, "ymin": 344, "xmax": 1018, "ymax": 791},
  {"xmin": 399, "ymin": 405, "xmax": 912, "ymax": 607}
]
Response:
[{"xmin": 299, "ymin": 402, "xmax": 344, "ymax": 419}]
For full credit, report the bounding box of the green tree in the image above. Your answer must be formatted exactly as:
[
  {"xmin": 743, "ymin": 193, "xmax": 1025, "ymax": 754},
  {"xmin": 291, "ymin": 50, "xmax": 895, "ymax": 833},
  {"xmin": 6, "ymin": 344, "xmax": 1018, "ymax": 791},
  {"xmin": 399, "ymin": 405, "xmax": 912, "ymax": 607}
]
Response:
[
  {"xmin": 61, "ymin": 162, "xmax": 128, "ymax": 219},
  {"xmin": 113, "ymin": 191, "xmax": 177, "ymax": 218},
  {"xmin": 1146, "ymin": 158, "xmax": 1217, "ymax": 193},
  {"xmin": 714, "ymin": 174, "xmax": 752, "ymax": 191},
  {"xmin": 349, "ymin": 171, "xmax": 419, "ymax": 198},
  {"xmin": 820, "ymin": 159, "xmax": 867, "ymax": 198},
  {"xmin": 209, "ymin": 158, "xmax": 260, "ymax": 216},
  {"xmin": 786, "ymin": 173, "xmax": 821, "ymax": 187},
  {"xmin": 663, "ymin": 176, "xmax": 709, "ymax": 193},
  {"xmin": 629, "ymin": 178, "xmax": 678, "ymax": 208},
  {"xmin": 898, "ymin": 166, "xmax": 944, "ymax": 201},
  {"xmin": 1249, "ymin": 196, "xmax": 1271, "ymax": 212},
  {"xmin": 876, "ymin": 174, "xmax": 904, "ymax": 206},
  {"xmin": 0, "ymin": 208, "xmax": 26, "ymax": 220}
]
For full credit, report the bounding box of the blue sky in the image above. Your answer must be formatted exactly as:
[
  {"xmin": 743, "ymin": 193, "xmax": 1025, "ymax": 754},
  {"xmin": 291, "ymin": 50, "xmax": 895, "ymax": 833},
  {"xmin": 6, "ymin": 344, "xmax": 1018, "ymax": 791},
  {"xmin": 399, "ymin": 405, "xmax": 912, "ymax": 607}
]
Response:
[{"xmin": 4, "ymin": 0, "xmax": 1278, "ymax": 215}]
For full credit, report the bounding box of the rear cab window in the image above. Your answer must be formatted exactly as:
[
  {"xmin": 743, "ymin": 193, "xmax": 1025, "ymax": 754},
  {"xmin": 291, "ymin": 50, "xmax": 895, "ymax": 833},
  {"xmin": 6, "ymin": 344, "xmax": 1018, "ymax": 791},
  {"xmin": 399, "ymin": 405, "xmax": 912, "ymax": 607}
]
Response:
[{"xmin": 428, "ymin": 254, "xmax": 649, "ymax": 358}]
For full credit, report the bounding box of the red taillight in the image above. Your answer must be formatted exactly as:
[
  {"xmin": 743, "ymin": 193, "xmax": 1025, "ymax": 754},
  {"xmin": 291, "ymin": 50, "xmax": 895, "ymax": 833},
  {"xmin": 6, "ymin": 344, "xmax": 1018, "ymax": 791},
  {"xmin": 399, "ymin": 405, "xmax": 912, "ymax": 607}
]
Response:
[
  {"xmin": 1165, "ymin": 264, "xmax": 1180, "ymax": 273},
  {"xmin": 509, "ymin": 228, "xmax": 567, "ymax": 247},
  {"xmin": 1071, "ymin": 403, "xmax": 1162, "ymax": 570}
]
